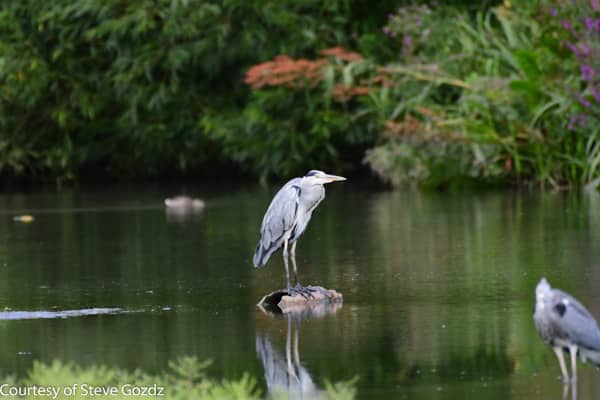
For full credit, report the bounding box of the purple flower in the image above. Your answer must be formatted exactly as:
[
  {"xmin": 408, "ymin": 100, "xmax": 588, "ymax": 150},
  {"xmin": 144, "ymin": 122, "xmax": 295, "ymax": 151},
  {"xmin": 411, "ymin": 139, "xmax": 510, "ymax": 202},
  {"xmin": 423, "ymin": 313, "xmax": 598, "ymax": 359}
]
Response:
[
  {"xmin": 576, "ymin": 93, "xmax": 592, "ymax": 108},
  {"xmin": 581, "ymin": 65, "xmax": 595, "ymax": 81},
  {"xmin": 566, "ymin": 42, "xmax": 581, "ymax": 57},
  {"xmin": 550, "ymin": 8, "xmax": 558, "ymax": 17},
  {"xmin": 403, "ymin": 35, "xmax": 413, "ymax": 47},
  {"xmin": 592, "ymin": 0, "xmax": 600, "ymax": 10},
  {"xmin": 582, "ymin": 43, "xmax": 591, "ymax": 56},
  {"xmin": 591, "ymin": 86, "xmax": 600, "ymax": 102},
  {"xmin": 387, "ymin": 13, "xmax": 394, "ymax": 20},
  {"xmin": 568, "ymin": 114, "xmax": 588, "ymax": 130},
  {"xmin": 583, "ymin": 17, "xmax": 600, "ymax": 32},
  {"xmin": 562, "ymin": 20, "xmax": 577, "ymax": 36},
  {"xmin": 382, "ymin": 26, "xmax": 390, "ymax": 35},
  {"xmin": 568, "ymin": 115, "xmax": 577, "ymax": 130}
]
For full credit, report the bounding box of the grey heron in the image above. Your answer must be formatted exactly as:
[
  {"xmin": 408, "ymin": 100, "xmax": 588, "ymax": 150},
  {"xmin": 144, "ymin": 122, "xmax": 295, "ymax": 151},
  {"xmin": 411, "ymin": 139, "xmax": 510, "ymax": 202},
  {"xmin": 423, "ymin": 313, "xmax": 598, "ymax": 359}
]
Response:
[
  {"xmin": 533, "ymin": 277, "xmax": 600, "ymax": 381},
  {"xmin": 253, "ymin": 170, "xmax": 346, "ymax": 295}
]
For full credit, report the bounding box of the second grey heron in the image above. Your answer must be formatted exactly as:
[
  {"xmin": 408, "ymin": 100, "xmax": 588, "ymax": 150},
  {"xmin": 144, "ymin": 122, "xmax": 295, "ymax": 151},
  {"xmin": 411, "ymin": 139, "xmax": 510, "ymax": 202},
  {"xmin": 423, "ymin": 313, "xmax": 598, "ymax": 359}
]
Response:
[
  {"xmin": 253, "ymin": 170, "xmax": 346, "ymax": 295},
  {"xmin": 533, "ymin": 277, "xmax": 600, "ymax": 381}
]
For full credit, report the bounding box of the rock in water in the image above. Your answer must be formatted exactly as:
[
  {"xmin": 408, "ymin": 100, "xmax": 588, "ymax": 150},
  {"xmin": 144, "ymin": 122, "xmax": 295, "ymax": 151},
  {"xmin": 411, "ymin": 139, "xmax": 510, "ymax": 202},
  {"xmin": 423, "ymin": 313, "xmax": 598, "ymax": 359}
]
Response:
[{"xmin": 257, "ymin": 286, "xmax": 343, "ymax": 314}]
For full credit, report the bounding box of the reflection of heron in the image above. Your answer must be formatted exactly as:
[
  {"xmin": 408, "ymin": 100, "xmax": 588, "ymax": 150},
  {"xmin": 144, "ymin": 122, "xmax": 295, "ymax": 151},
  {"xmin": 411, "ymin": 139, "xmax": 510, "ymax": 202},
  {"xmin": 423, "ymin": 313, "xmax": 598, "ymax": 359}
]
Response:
[
  {"xmin": 256, "ymin": 316, "xmax": 319, "ymax": 399},
  {"xmin": 562, "ymin": 380, "xmax": 577, "ymax": 400},
  {"xmin": 256, "ymin": 303, "xmax": 343, "ymax": 399},
  {"xmin": 534, "ymin": 278, "xmax": 600, "ymax": 383},
  {"xmin": 253, "ymin": 170, "xmax": 346, "ymax": 295}
]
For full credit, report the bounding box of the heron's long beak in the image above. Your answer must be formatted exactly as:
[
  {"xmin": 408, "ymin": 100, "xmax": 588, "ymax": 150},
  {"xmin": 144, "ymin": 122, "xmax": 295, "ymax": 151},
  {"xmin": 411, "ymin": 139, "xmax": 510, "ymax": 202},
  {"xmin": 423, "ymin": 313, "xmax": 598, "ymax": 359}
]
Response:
[{"xmin": 324, "ymin": 174, "xmax": 347, "ymax": 183}]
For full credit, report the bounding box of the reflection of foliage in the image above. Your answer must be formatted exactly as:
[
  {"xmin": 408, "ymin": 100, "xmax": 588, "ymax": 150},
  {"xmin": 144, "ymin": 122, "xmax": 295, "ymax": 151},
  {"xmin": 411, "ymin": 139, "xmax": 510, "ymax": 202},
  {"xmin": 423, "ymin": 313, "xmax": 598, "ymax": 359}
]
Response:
[{"xmin": 323, "ymin": 376, "xmax": 359, "ymax": 400}]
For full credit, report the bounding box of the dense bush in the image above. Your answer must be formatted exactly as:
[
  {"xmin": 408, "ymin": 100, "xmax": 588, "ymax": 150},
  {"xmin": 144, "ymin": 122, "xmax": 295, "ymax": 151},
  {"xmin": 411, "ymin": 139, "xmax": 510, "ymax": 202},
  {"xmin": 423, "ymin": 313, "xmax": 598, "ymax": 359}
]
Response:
[
  {"xmin": 0, "ymin": 0, "xmax": 394, "ymax": 182},
  {"xmin": 363, "ymin": 0, "xmax": 600, "ymax": 189},
  {"xmin": 2, "ymin": 0, "xmax": 597, "ymax": 189},
  {"xmin": 202, "ymin": 47, "xmax": 385, "ymax": 180},
  {"xmin": 1, "ymin": 0, "xmax": 224, "ymax": 180}
]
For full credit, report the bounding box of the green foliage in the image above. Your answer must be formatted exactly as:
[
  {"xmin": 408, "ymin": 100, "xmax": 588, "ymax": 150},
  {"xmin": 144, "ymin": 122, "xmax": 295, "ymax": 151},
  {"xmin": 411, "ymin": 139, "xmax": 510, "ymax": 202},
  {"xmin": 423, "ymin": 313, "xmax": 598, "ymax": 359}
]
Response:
[
  {"xmin": 203, "ymin": 61, "xmax": 378, "ymax": 180},
  {"xmin": 1, "ymin": 357, "xmax": 260, "ymax": 399},
  {"xmin": 0, "ymin": 0, "xmax": 383, "ymax": 182},
  {"xmin": 363, "ymin": 1, "xmax": 600, "ymax": 189},
  {"xmin": 1, "ymin": 0, "xmax": 223, "ymax": 179},
  {"xmin": 0, "ymin": 357, "xmax": 357, "ymax": 399},
  {"xmin": 1, "ymin": 0, "xmax": 597, "ymax": 188}
]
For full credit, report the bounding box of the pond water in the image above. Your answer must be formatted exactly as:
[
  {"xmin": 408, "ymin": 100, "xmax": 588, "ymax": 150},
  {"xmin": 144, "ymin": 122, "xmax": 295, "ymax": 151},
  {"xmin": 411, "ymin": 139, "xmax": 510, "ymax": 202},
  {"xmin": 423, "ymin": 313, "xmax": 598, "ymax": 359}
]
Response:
[{"xmin": 0, "ymin": 183, "xmax": 599, "ymax": 399}]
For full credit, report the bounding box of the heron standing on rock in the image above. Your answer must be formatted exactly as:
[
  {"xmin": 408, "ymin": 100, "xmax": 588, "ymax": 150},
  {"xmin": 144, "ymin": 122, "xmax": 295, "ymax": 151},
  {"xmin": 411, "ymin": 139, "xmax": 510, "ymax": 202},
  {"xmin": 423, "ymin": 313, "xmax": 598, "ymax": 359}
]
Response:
[
  {"xmin": 253, "ymin": 170, "xmax": 346, "ymax": 295},
  {"xmin": 533, "ymin": 277, "xmax": 600, "ymax": 382}
]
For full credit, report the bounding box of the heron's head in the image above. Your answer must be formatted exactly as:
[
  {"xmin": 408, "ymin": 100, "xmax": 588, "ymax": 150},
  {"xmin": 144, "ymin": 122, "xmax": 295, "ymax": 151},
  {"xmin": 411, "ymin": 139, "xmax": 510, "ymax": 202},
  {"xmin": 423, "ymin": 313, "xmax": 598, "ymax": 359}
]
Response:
[
  {"xmin": 536, "ymin": 277, "xmax": 552, "ymax": 305},
  {"xmin": 303, "ymin": 170, "xmax": 347, "ymax": 185}
]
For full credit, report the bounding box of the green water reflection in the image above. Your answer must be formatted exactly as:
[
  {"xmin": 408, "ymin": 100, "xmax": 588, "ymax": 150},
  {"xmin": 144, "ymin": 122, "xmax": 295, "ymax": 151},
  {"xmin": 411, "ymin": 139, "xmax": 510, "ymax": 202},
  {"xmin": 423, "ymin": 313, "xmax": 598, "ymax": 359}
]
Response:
[{"xmin": 0, "ymin": 185, "xmax": 599, "ymax": 398}]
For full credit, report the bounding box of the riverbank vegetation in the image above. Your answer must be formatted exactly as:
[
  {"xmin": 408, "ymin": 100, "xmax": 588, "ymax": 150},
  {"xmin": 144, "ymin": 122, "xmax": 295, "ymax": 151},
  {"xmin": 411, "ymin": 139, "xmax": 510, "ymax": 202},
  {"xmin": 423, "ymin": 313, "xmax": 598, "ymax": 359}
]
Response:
[{"xmin": 1, "ymin": 0, "xmax": 598, "ymax": 189}]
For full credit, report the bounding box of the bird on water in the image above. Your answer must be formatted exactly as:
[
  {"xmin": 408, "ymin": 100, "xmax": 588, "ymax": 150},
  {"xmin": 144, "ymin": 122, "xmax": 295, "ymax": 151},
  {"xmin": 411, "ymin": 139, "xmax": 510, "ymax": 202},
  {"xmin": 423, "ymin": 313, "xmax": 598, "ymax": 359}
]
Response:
[
  {"xmin": 253, "ymin": 170, "xmax": 346, "ymax": 295},
  {"xmin": 533, "ymin": 277, "xmax": 600, "ymax": 381}
]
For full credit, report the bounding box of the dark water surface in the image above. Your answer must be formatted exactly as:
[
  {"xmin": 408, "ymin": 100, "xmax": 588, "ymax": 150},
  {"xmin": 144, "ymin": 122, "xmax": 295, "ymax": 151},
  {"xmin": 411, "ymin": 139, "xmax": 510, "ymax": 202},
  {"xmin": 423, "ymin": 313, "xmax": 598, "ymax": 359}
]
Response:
[{"xmin": 1, "ymin": 184, "xmax": 600, "ymax": 399}]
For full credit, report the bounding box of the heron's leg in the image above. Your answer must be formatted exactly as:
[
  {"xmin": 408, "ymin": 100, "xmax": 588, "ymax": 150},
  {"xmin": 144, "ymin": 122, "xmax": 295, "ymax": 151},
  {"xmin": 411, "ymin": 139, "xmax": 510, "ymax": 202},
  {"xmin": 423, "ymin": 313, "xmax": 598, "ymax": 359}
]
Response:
[
  {"xmin": 553, "ymin": 346, "xmax": 570, "ymax": 382},
  {"xmin": 569, "ymin": 344, "xmax": 578, "ymax": 382},
  {"xmin": 283, "ymin": 239, "xmax": 291, "ymax": 293},
  {"xmin": 290, "ymin": 241, "xmax": 299, "ymax": 286},
  {"xmin": 290, "ymin": 242, "xmax": 313, "ymax": 297},
  {"xmin": 288, "ymin": 242, "xmax": 311, "ymax": 298}
]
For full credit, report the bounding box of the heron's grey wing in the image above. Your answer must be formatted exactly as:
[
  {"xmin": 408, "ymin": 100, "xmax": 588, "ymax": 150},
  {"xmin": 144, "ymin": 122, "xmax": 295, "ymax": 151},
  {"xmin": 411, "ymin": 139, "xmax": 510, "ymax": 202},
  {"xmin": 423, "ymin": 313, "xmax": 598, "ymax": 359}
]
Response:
[
  {"xmin": 253, "ymin": 179, "xmax": 301, "ymax": 267},
  {"xmin": 549, "ymin": 289, "xmax": 600, "ymax": 351}
]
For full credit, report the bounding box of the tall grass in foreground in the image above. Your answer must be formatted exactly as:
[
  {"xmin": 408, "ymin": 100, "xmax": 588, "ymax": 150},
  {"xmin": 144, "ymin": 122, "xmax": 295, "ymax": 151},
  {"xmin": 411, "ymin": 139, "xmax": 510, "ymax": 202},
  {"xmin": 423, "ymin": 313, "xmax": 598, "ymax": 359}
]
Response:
[{"xmin": 1, "ymin": 357, "xmax": 355, "ymax": 400}]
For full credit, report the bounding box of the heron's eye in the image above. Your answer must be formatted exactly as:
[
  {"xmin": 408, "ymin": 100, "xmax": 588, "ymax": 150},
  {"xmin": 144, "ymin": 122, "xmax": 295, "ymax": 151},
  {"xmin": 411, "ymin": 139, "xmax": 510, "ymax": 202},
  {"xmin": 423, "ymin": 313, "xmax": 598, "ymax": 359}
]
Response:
[{"xmin": 553, "ymin": 303, "xmax": 567, "ymax": 317}]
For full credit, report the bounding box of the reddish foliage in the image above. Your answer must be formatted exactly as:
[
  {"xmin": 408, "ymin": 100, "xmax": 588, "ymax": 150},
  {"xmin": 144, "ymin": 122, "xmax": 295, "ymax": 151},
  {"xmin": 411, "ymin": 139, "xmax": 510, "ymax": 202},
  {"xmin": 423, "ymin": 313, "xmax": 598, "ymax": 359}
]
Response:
[
  {"xmin": 244, "ymin": 55, "xmax": 327, "ymax": 90},
  {"xmin": 331, "ymin": 84, "xmax": 370, "ymax": 102},
  {"xmin": 245, "ymin": 47, "xmax": 378, "ymax": 102},
  {"xmin": 319, "ymin": 46, "xmax": 363, "ymax": 62}
]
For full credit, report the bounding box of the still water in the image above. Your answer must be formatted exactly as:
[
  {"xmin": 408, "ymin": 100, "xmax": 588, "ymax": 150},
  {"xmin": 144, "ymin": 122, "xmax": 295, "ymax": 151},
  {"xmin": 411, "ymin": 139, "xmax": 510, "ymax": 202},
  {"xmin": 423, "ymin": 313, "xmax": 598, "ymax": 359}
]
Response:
[{"xmin": 0, "ymin": 183, "xmax": 599, "ymax": 399}]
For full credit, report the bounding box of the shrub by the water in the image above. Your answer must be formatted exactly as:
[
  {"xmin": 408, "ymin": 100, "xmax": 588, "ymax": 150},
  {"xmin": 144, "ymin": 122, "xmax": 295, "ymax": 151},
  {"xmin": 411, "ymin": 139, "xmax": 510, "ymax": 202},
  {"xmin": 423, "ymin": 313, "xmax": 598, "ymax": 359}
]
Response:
[{"xmin": 1, "ymin": 0, "xmax": 599, "ymax": 189}]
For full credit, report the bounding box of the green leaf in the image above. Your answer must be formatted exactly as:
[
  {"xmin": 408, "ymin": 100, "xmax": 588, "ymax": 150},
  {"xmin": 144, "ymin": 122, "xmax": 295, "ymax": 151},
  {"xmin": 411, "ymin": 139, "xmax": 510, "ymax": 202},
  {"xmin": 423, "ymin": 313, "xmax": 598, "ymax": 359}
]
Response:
[{"xmin": 513, "ymin": 50, "xmax": 540, "ymax": 81}]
